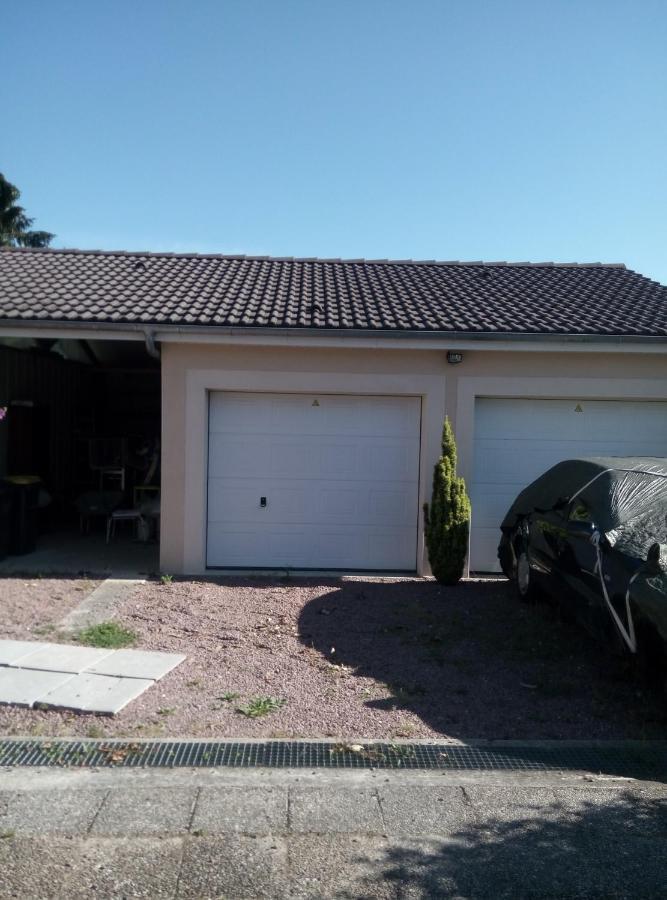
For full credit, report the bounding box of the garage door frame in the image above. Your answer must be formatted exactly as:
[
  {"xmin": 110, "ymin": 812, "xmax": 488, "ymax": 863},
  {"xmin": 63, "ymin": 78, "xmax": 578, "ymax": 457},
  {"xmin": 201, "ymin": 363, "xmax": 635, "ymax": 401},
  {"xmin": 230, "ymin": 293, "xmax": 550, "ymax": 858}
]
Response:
[
  {"xmin": 179, "ymin": 367, "xmax": 446, "ymax": 575},
  {"xmin": 454, "ymin": 375, "xmax": 667, "ymax": 575}
]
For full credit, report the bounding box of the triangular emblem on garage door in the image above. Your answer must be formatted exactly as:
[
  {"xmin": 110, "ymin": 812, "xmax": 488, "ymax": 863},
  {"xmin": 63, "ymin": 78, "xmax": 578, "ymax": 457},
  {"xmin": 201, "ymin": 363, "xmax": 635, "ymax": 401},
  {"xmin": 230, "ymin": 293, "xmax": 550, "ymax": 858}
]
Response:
[
  {"xmin": 574, "ymin": 403, "xmax": 583, "ymax": 412},
  {"xmin": 312, "ymin": 399, "xmax": 320, "ymax": 406}
]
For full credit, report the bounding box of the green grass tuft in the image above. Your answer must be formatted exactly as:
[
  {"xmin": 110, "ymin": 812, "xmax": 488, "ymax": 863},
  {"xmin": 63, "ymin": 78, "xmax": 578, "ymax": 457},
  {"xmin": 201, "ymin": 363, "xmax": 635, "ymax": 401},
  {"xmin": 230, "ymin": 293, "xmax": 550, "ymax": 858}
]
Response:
[
  {"xmin": 218, "ymin": 692, "xmax": 241, "ymax": 702},
  {"xmin": 76, "ymin": 621, "xmax": 137, "ymax": 648},
  {"xmin": 236, "ymin": 697, "xmax": 287, "ymax": 718}
]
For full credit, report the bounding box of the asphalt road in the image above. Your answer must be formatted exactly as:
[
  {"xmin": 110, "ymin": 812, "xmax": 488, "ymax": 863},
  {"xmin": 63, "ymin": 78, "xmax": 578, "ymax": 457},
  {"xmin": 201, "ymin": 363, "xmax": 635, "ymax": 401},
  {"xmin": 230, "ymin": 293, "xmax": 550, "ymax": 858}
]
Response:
[{"xmin": 0, "ymin": 765, "xmax": 665, "ymax": 898}]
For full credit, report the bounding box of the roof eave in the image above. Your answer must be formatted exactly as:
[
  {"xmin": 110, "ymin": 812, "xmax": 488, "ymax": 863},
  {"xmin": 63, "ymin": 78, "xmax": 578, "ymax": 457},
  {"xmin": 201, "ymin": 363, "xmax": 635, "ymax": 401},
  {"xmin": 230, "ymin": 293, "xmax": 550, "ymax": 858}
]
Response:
[{"xmin": 0, "ymin": 317, "xmax": 666, "ymax": 352}]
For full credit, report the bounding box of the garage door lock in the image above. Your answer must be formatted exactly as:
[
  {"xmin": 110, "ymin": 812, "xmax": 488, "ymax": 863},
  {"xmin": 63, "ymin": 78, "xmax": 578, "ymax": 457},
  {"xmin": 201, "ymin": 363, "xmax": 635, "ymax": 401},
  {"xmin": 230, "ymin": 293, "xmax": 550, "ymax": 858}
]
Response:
[{"xmin": 260, "ymin": 497, "xmax": 267, "ymax": 508}]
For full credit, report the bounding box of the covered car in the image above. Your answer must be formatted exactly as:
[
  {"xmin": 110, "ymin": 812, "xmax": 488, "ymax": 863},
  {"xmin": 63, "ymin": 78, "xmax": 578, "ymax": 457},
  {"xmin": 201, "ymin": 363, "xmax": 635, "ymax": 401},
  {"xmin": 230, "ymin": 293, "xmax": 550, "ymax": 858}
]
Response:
[{"xmin": 497, "ymin": 457, "xmax": 667, "ymax": 673}]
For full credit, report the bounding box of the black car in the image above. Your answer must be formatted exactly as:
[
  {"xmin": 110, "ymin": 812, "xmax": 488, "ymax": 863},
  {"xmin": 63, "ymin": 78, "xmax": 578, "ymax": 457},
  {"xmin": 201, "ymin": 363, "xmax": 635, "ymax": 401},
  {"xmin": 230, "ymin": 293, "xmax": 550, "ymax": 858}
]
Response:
[{"xmin": 498, "ymin": 457, "xmax": 667, "ymax": 676}]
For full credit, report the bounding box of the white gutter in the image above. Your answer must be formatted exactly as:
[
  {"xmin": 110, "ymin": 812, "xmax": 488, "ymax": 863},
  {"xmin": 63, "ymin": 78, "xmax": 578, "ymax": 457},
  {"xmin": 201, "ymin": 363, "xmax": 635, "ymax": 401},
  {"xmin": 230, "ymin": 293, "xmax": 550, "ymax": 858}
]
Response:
[{"xmin": 0, "ymin": 319, "xmax": 665, "ymax": 354}]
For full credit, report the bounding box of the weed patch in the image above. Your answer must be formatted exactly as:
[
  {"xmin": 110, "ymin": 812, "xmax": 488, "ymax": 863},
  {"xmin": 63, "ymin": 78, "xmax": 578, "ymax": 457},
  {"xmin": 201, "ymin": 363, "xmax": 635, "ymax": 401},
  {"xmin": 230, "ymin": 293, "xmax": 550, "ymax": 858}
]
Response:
[
  {"xmin": 236, "ymin": 697, "xmax": 287, "ymax": 718},
  {"xmin": 76, "ymin": 621, "xmax": 137, "ymax": 648}
]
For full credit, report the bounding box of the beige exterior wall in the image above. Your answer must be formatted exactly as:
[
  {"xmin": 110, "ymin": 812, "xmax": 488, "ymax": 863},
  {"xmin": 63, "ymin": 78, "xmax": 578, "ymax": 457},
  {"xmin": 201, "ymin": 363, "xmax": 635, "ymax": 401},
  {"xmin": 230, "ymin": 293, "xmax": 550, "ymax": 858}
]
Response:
[{"xmin": 160, "ymin": 341, "xmax": 667, "ymax": 575}]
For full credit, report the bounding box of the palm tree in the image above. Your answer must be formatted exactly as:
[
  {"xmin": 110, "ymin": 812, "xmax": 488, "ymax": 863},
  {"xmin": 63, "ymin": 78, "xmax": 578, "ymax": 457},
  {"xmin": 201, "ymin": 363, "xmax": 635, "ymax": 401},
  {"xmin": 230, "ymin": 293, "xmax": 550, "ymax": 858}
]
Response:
[{"xmin": 0, "ymin": 173, "xmax": 54, "ymax": 247}]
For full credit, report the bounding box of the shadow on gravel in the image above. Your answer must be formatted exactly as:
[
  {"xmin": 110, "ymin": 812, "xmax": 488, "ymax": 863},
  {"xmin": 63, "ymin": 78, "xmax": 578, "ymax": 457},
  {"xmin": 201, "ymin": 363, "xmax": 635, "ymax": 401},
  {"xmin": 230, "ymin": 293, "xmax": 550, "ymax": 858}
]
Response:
[
  {"xmin": 298, "ymin": 578, "xmax": 667, "ymax": 741},
  {"xmin": 344, "ymin": 788, "xmax": 667, "ymax": 899}
]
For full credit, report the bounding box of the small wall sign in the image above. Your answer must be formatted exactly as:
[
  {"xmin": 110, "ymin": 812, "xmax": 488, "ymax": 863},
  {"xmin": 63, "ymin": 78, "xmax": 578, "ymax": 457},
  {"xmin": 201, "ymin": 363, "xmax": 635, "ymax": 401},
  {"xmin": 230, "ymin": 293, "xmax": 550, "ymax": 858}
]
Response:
[
  {"xmin": 574, "ymin": 403, "xmax": 583, "ymax": 412},
  {"xmin": 312, "ymin": 399, "xmax": 320, "ymax": 407}
]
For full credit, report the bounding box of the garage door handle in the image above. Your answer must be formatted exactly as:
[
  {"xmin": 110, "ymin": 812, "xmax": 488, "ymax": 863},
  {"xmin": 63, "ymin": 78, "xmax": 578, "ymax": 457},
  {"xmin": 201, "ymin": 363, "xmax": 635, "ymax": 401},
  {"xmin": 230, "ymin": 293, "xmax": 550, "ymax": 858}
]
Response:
[{"xmin": 260, "ymin": 497, "xmax": 267, "ymax": 508}]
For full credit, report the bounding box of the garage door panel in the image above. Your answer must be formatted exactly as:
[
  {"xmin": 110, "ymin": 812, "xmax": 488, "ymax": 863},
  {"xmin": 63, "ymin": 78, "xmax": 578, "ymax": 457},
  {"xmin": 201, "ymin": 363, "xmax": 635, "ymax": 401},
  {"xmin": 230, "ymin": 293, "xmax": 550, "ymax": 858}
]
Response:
[
  {"xmin": 269, "ymin": 443, "xmax": 316, "ymax": 478},
  {"xmin": 207, "ymin": 529, "xmax": 264, "ymax": 562},
  {"xmin": 271, "ymin": 398, "xmax": 316, "ymax": 433},
  {"xmin": 321, "ymin": 443, "xmax": 357, "ymax": 475},
  {"xmin": 312, "ymin": 531, "xmax": 360, "ymax": 566},
  {"xmin": 208, "ymin": 435, "xmax": 270, "ymax": 477},
  {"xmin": 470, "ymin": 398, "xmax": 667, "ymax": 572},
  {"xmin": 363, "ymin": 398, "xmax": 422, "ymax": 435},
  {"xmin": 207, "ymin": 522, "xmax": 416, "ymax": 570},
  {"xmin": 472, "ymin": 529, "xmax": 505, "ymax": 574},
  {"xmin": 207, "ymin": 392, "xmax": 420, "ymax": 570},
  {"xmin": 208, "ymin": 480, "xmax": 309, "ymax": 522},
  {"xmin": 209, "ymin": 395, "xmax": 271, "ymax": 433},
  {"xmin": 368, "ymin": 489, "xmax": 412, "ymax": 519},
  {"xmin": 319, "ymin": 488, "xmax": 358, "ymax": 517},
  {"xmin": 209, "ymin": 477, "xmax": 415, "ymax": 526},
  {"xmin": 268, "ymin": 530, "xmax": 310, "ymax": 560},
  {"xmin": 211, "ymin": 432, "xmax": 419, "ymax": 483},
  {"xmin": 469, "ymin": 484, "xmax": 519, "ymax": 529}
]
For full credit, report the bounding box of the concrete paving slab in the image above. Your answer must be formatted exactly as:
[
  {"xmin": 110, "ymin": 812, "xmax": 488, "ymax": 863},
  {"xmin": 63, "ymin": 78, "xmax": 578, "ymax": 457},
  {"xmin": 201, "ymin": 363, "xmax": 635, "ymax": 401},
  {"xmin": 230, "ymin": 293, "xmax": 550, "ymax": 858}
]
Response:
[
  {"xmin": 0, "ymin": 640, "xmax": 45, "ymax": 666},
  {"xmin": 462, "ymin": 785, "xmax": 562, "ymax": 826},
  {"xmin": 90, "ymin": 786, "xmax": 198, "ymax": 835},
  {"xmin": 0, "ymin": 788, "xmax": 108, "ymax": 835},
  {"xmin": 191, "ymin": 786, "xmax": 288, "ymax": 834},
  {"xmin": 59, "ymin": 577, "xmax": 145, "ymax": 632},
  {"xmin": 85, "ymin": 648, "xmax": 186, "ymax": 680},
  {"xmin": 37, "ymin": 672, "xmax": 154, "ymax": 714},
  {"xmin": 178, "ymin": 835, "xmax": 288, "ymax": 899},
  {"xmin": 552, "ymin": 786, "xmax": 667, "ymax": 837},
  {"xmin": 0, "ymin": 836, "xmax": 182, "ymax": 900},
  {"xmin": 377, "ymin": 784, "xmax": 475, "ymax": 835},
  {"xmin": 289, "ymin": 787, "xmax": 385, "ymax": 834},
  {"xmin": 287, "ymin": 834, "xmax": 393, "ymax": 899},
  {"xmin": 0, "ymin": 836, "xmax": 92, "ymax": 900},
  {"xmin": 69, "ymin": 836, "xmax": 183, "ymax": 899},
  {"xmin": 12, "ymin": 643, "xmax": 115, "ymax": 674},
  {"xmin": 0, "ymin": 667, "xmax": 74, "ymax": 708}
]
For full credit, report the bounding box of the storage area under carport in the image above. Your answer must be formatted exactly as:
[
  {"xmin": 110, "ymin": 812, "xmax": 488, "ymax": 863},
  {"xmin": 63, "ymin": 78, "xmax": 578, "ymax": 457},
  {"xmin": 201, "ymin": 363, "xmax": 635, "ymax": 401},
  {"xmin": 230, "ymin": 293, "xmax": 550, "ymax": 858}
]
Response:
[{"xmin": 0, "ymin": 337, "xmax": 161, "ymax": 573}]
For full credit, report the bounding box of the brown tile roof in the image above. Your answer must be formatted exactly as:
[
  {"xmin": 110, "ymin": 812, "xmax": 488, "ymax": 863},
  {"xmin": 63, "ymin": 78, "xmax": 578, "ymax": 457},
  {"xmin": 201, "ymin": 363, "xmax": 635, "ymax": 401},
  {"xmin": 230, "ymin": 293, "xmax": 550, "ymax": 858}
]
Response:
[{"xmin": 0, "ymin": 247, "xmax": 666, "ymax": 337}]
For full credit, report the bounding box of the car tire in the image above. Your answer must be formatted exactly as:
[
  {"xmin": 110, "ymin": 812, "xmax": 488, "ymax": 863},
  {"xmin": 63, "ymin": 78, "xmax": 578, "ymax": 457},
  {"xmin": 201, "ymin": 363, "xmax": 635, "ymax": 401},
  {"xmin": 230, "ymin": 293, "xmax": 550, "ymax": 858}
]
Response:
[
  {"xmin": 498, "ymin": 533, "xmax": 517, "ymax": 580},
  {"xmin": 516, "ymin": 549, "xmax": 537, "ymax": 603}
]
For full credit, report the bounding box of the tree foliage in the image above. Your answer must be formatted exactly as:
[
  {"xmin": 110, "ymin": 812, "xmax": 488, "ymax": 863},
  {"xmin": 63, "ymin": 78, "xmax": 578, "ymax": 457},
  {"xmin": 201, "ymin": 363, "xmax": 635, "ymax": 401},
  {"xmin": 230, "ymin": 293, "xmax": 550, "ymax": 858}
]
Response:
[
  {"xmin": 423, "ymin": 417, "xmax": 471, "ymax": 585},
  {"xmin": 0, "ymin": 174, "xmax": 54, "ymax": 248}
]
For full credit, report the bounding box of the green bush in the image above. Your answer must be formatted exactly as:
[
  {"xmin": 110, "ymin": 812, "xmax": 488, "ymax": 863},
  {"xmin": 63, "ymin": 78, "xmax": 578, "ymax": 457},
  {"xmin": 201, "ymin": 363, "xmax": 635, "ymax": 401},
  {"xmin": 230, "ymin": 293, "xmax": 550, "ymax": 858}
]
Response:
[{"xmin": 423, "ymin": 417, "xmax": 471, "ymax": 585}]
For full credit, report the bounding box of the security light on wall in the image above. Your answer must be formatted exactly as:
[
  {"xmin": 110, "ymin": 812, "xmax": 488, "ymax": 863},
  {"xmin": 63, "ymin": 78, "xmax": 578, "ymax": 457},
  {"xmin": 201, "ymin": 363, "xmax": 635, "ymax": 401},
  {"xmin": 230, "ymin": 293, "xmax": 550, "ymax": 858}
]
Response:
[{"xmin": 447, "ymin": 351, "xmax": 463, "ymax": 365}]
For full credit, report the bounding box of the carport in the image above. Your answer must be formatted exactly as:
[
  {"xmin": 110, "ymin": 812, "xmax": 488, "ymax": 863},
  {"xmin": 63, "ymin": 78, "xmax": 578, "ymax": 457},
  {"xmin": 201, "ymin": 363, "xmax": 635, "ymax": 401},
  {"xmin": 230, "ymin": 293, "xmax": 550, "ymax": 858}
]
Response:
[{"xmin": 0, "ymin": 335, "xmax": 160, "ymax": 575}]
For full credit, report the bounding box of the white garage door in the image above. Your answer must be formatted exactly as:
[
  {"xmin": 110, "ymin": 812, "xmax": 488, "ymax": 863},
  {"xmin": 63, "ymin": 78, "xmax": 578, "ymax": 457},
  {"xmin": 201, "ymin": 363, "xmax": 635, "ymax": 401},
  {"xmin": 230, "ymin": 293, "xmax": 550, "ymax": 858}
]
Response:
[
  {"xmin": 470, "ymin": 398, "xmax": 667, "ymax": 572},
  {"xmin": 207, "ymin": 392, "xmax": 421, "ymax": 570}
]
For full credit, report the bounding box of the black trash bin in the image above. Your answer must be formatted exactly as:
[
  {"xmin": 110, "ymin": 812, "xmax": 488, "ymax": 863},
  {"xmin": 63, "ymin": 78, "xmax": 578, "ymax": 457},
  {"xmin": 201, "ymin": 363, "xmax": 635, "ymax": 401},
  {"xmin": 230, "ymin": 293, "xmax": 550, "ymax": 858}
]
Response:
[{"xmin": 4, "ymin": 476, "xmax": 42, "ymax": 555}]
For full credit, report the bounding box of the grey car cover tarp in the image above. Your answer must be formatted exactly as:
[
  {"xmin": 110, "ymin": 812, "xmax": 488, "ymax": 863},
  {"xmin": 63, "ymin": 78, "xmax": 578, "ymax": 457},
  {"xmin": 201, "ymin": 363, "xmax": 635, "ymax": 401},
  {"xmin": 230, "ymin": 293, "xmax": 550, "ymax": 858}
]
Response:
[{"xmin": 500, "ymin": 457, "xmax": 667, "ymax": 562}]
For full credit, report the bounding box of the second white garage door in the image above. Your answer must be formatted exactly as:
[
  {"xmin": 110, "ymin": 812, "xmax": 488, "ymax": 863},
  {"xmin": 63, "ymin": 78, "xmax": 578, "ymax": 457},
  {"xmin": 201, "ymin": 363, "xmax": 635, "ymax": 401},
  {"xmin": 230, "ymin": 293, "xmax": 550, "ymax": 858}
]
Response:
[
  {"xmin": 470, "ymin": 397, "xmax": 667, "ymax": 572},
  {"xmin": 207, "ymin": 392, "xmax": 421, "ymax": 570}
]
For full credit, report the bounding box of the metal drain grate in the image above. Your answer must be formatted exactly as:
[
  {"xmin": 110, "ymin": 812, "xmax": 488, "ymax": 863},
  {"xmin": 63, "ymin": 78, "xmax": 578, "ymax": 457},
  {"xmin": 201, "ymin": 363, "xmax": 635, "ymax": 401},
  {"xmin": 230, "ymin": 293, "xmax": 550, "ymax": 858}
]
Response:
[{"xmin": 0, "ymin": 740, "xmax": 665, "ymax": 778}]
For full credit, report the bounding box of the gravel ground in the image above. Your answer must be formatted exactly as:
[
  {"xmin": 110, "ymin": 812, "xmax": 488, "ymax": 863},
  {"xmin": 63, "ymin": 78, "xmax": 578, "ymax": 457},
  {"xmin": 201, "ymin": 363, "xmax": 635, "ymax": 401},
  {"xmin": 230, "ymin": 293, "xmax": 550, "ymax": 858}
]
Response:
[
  {"xmin": 0, "ymin": 575, "xmax": 665, "ymax": 740},
  {"xmin": 0, "ymin": 577, "xmax": 101, "ymax": 640}
]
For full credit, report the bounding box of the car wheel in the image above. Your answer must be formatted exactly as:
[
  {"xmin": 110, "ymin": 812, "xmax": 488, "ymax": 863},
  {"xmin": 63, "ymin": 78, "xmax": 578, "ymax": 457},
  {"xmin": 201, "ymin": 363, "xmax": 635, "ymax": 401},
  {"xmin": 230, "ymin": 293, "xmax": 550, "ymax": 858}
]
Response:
[
  {"xmin": 498, "ymin": 533, "xmax": 517, "ymax": 580},
  {"xmin": 516, "ymin": 549, "xmax": 537, "ymax": 603}
]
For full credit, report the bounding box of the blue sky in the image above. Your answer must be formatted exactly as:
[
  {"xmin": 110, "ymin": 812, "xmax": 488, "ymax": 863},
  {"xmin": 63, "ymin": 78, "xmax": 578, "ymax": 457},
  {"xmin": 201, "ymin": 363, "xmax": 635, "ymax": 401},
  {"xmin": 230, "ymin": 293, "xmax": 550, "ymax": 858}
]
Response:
[{"xmin": 3, "ymin": 1, "xmax": 666, "ymax": 282}]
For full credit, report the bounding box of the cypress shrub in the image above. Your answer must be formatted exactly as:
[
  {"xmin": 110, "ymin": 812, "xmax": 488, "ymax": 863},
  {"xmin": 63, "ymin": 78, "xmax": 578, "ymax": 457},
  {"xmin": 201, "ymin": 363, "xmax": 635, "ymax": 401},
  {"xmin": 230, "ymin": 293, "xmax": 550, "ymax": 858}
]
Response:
[{"xmin": 423, "ymin": 417, "xmax": 471, "ymax": 585}]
